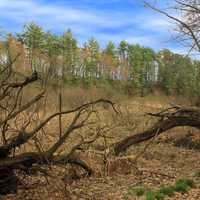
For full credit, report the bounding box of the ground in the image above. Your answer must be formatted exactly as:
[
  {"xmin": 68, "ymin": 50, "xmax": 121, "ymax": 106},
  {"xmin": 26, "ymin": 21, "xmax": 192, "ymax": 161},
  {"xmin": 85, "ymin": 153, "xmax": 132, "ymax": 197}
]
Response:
[{"xmin": 2, "ymin": 94, "xmax": 200, "ymax": 200}]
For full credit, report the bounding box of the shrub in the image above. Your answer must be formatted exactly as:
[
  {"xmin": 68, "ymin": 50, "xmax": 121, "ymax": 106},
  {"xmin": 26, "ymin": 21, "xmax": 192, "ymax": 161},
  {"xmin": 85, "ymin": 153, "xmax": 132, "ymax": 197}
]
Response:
[
  {"xmin": 174, "ymin": 178, "xmax": 194, "ymax": 192},
  {"xmin": 158, "ymin": 185, "xmax": 175, "ymax": 197},
  {"xmin": 154, "ymin": 192, "xmax": 165, "ymax": 200},
  {"xmin": 134, "ymin": 186, "xmax": 146, "ymax": 196},
  {"xmin": 146, "ymin": 191, "xmax": 155, "ymax": 200}
]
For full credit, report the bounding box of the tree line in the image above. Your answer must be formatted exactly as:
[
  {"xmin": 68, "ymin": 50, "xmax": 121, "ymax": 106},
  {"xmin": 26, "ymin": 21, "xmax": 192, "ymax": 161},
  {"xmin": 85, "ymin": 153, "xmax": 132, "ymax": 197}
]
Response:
[{"xmin": 0, "ymin": 22, "xmax": 200, "ymax": 98}]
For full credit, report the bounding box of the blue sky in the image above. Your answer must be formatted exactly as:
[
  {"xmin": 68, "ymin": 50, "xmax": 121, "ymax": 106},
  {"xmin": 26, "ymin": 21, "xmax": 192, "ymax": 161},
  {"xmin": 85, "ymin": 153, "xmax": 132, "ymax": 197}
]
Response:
[{"xmin": 0, "ymin": 0, "xmax": 187, "ymax": 54}]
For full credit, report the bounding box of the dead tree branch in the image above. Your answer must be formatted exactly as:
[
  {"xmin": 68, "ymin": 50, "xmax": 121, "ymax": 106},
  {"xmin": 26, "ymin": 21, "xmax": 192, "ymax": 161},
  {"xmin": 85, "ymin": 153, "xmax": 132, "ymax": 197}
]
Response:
[{"xmin": 113, "ymin": 105, "xmax": 200, "ymax": 155}]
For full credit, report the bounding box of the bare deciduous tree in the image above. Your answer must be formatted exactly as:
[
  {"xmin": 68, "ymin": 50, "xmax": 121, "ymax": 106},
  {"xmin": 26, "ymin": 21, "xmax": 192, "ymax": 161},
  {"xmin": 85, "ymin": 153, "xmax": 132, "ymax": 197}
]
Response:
[{"xmin": 144, "ymin": 0, "xmax": 200, "ymax": 54}]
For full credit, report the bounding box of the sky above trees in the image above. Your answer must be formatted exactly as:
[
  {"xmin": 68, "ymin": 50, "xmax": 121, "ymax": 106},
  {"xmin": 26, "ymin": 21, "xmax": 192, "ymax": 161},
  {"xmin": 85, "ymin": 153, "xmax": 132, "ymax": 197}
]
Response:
[{"xmin": 0, "ymin": 0, "xmax": 186, "ymax": 54}]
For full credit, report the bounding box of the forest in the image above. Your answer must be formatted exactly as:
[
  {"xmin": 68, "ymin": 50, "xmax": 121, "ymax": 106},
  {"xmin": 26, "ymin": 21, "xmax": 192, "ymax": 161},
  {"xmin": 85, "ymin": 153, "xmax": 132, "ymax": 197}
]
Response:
[
  {"xmin": 1, "ymin": 0, "xmax": 200, "ymax": 200},
  {"xmin": 1, "ymin": 21, "xmax": 200, "ymax": 100}
]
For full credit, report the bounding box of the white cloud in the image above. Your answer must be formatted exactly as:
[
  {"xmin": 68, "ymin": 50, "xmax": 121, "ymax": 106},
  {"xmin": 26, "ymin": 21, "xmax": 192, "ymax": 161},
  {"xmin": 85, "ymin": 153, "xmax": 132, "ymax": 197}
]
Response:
[
  {"xmin": 0, "ymin": 0, "xmax": 180, "ymax": 52},
  {"xmin": 0, "ymin": 0, "xmax": 134, "ymax": 28},
  {"xmin": 0, "ymin": 0, "xmax": 93, "ymax": 23},
  {"xmin": 0, "ymin": 0, "xmax": 172, "ymax": 31}
]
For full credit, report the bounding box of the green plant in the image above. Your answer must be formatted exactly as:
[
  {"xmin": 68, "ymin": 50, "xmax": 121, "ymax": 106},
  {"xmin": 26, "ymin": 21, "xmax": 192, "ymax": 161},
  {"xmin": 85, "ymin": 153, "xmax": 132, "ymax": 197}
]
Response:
[
  {"xmin": 134, "ymin": 186, "xmax": 146, "ymax": 196},
  {"xmin": 195, "ymin": 171, "xmax": 200, "ymax": 177},
  {"xmin": 154, "ymin": 192, "xmax": 165, "ymax": 200},
  {"xmin": 122, "ymin": 193, "xmax": 129, "ymax": 200},
  {"xmin": 174, "ymin": 182, "xmax": 187, "ymax": 192},
  {"xmin": 184, "ymin": 179, "xmax": 195, "ymax": 188},
  {"xmin": 128, "ymin": 178, "xmax": 195, "ymax": 200},
  {"xmin": 174, "ymin": 178, "xmax": 194, "ymax": 192},
  {"xmin": 146, "ymin": 191, "xmax": 155, "ymax": 200},
  {"xmin": 158, "ymin": 186, "xmax": 175, "ymax": 197}
]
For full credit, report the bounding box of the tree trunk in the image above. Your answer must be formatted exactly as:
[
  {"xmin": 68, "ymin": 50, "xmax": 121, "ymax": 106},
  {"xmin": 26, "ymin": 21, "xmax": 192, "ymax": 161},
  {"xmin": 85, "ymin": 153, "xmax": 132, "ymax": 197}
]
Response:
[{"xmin": 113, "ymin": 105, "xmax": 200, "ymax": 155}]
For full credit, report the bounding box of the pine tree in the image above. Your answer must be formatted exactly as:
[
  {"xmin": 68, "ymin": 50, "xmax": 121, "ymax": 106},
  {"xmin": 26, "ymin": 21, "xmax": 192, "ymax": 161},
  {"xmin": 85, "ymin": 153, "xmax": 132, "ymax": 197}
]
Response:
[
  {"xmin": 59, "ymin": 29, "xmax": 78, "ymax": 82},
  {"xmin": 82, "ymin": 37, "xmax": 100, "ymax": 85},
  {"xmin": 44, "ymin": 31, "xmax": 61, "ymax": 78},
  {"xmin": 17, "ymin": 22, "xmax": 45, "ymax": 70}
]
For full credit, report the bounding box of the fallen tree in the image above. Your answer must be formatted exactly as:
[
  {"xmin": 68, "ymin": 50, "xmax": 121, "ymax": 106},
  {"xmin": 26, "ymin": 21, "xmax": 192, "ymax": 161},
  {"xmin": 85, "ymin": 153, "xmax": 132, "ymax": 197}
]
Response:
[
  {"xmin": 113, "ymin": 105, "xmax": 200, "ymax": 155},
  {"xmin": 0, "ymin": 55, "xmax": 116, "ymax": 195}
]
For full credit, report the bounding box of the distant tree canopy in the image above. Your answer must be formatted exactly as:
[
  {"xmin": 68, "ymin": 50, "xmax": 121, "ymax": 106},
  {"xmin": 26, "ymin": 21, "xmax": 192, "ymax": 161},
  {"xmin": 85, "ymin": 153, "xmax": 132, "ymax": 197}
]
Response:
[{"xmin": 1, "ymin": 22, "xmax": 200, "ymax": 98}]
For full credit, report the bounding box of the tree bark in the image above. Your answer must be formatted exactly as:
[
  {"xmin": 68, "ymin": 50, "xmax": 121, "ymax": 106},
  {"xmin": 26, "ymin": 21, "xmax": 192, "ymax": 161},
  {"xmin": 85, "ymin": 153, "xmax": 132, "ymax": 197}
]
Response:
[{"xmin": 113, "ymin": 106, "xmax": 200, "ymax": 155}]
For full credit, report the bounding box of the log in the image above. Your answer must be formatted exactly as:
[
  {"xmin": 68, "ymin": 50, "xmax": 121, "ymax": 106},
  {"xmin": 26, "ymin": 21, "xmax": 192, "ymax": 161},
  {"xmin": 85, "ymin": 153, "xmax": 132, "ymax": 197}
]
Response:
[{"xmin": 113, "ymin": 105, "xmax": 200, "ymax": 155}]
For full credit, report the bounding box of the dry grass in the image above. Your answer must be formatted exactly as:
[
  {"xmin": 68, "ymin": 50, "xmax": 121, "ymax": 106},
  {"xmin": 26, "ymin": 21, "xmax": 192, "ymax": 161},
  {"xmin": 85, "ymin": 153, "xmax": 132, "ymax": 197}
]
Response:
[{"xmin": 3, "ymin": 87, "xmax": 200, "ymax": 200}]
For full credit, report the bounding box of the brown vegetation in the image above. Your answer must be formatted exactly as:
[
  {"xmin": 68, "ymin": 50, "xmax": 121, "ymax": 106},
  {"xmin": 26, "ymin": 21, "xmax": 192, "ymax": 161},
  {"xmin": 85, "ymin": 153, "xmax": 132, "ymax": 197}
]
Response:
[{"xmin": 0, "ymin": 59, "xmax": 117, "ymax": 195}]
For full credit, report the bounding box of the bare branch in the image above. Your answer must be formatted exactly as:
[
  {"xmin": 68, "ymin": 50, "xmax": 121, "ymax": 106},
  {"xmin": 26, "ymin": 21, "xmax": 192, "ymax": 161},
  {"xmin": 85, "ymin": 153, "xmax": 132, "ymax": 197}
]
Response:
[{"xmin": 144, "ymin": 1, "xmax": 200, "ymax": 51}]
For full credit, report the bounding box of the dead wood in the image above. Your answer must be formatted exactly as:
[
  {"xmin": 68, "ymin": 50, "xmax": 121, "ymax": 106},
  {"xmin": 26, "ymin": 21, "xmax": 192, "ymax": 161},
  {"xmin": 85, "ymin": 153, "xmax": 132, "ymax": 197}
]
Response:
[
  {"xmin": 113, "ymin": 105, "xmax": 200, "ymax": 155},
  {"xmin": 0, "ymin": 58, "xmax": 116, "ymax": 195}
]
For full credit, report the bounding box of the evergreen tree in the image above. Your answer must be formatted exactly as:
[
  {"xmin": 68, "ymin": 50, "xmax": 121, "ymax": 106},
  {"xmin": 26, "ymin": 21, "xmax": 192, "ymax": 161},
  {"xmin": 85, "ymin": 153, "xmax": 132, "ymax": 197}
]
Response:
[
  {"xmin": 82, "ymin": 37, "xmax": 100, "ymax": 85},
  {"xmin": 17, "ymin": 22, "xmax": 45, "ymax": 70},
  {"xmin": 44, "ymin": 31, "xmax": 61, "ymax": 77},
  {"xmin": 128, "ymin": 44, "xmax": 144, "ymax": 93},
  {"xmin": 118, "ymin": 40, "xmax": 128, "ymax": 61},
  {"xmin": 104, "ymin": 41, "xmax": 116, "ymax": 57},
  {"xmin": 59, "ymin": 29, "xmax": 78, "ymax": 82},
  {"xmin": 103, "ymin": 41, "xmax": 118, "ymax": 80}
]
